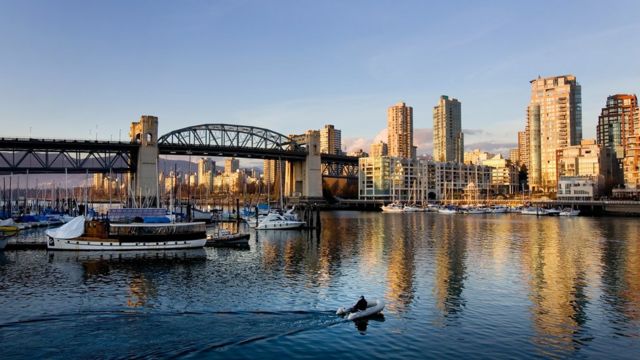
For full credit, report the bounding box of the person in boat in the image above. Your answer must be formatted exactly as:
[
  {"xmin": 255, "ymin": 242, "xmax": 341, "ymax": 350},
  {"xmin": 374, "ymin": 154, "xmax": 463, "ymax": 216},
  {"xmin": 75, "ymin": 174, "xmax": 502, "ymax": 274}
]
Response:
[{"xmin": 354, "ymin": 296, "xmax": 368, "ymax": 312}]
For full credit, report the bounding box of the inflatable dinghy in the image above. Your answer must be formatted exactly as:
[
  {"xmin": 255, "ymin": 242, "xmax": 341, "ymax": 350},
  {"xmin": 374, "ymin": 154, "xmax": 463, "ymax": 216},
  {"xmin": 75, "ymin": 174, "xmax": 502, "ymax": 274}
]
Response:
[{"xmin": 336, "ymin": 299, "xmax": 385, "ymax": 321}]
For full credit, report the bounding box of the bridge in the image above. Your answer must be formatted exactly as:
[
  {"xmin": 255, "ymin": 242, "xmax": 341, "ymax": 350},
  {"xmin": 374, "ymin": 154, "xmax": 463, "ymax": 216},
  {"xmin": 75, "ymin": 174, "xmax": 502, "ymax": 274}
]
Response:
[{"xmin": 0, "ymin": 116, "xmax": 358, "ymax": 199}]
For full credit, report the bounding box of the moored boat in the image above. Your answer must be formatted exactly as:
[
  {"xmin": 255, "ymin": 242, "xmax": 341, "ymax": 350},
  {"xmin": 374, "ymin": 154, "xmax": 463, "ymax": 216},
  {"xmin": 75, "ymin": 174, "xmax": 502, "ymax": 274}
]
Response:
[
  {"xmin": 381, "ymin": 202, "xmax": 404, "ymax": 213},
  {"xmin": 255, "ymin": 213, "xmax": 305, "ymax": 230},
  {"xmin": 559, "ymin": 208, "xmax": 580, "ymax": 216},
  {"xmin": 46, "ymin": 211, "xmax": 207, "ymax": 251}
]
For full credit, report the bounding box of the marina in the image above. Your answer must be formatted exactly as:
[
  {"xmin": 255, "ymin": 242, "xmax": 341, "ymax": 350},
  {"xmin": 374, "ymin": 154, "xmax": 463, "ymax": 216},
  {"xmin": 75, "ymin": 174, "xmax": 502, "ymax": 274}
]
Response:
[{"xmin": 1, "ymin": 211, "xmax": 639, "ymax": 358}]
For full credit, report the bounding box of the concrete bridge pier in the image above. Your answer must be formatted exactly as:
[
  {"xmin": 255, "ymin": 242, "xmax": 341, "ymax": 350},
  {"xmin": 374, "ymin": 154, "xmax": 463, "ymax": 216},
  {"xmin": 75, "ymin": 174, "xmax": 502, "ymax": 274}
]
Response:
[
  {"xmin": 129, "ymin": 115, "xmax": 159, "ymax": 207},
  {"xmin": 284, "ymin": 130, "xmax": 323, "ymax": 200}
]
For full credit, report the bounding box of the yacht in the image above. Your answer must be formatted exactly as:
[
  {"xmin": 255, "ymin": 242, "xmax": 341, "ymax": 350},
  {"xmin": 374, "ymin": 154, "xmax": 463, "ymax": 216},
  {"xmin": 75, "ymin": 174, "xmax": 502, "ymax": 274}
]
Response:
[
  {"xmin": 521, "ymin": 207, "xmax": 545, "ymax": 215},
  {"xmin": 464, "ymin": 207, "xmax": 486, "ymax": 214},
  {"xmin": 255, "ymin": 213, "xmax": 305, "ymax": 230},
  {"xmin": 545, "ymin": 208, "xmax": 561, "ymax": 216},
  {"xmin": 490, "ymin": 206, "xmax": 508, "ymax": 214},
  {"xmin": 45, "ymin": 209, "xmax": 207, "ymax": 251},
  {"xmin": 438, "ymin": 206, "xmax": 458, "ymax": 214},
  {"xmin": 559, "ymin": 208, "xmax": 580, "ymax": 216},
  {"xmin": 381, "ymin": 203, "xmax": 404, "ymax": 213},
  {"xmin": 403, "ymin": 204, "xmax": 422, "ymax": 212}
]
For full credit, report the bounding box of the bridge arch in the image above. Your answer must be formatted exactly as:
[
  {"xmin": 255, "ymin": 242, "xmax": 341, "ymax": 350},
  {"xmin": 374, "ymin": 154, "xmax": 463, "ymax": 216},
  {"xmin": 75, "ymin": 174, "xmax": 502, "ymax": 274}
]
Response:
[{"xmin": 157, "ymin": 124, "xmax": 306, "ymax": 160}]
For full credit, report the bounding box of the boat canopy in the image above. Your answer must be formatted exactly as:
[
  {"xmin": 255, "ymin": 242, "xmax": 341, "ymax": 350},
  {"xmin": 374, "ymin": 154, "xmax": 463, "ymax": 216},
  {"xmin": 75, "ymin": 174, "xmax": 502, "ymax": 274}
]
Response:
[{"xmin": 45, "ymin": 216, "xmax": 85, "ymax": 239}]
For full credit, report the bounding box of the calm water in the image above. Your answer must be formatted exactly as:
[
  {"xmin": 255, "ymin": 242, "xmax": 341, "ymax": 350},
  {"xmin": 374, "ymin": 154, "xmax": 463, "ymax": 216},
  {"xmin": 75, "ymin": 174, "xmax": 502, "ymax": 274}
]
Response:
[{"xmin": 1, "ymin": 212, "xmax": 639, "ymax": 359}]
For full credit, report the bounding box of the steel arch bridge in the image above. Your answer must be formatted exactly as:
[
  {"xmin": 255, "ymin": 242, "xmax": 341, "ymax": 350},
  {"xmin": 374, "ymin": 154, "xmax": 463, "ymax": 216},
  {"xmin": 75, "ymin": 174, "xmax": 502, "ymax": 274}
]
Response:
[{"xmin": 157, "ymin": 124, "xmax": 307, "ymax": 160}]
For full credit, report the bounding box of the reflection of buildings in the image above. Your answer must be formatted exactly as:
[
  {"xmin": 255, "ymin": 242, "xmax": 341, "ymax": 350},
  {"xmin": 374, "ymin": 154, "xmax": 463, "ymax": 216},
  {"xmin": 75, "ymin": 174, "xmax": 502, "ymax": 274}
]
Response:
[
  {"xmin": 520, "ymin": 219, "xmax": 596, "ymax": 353},
  {"xmin": 599, "ymin": 221, "xmax": 640, "ymax": 323},
  {"xmin": 385, "ymin": 215, "xmax": 416, "ymax": 312},
  {"xmin": 433, "ymin": 218, "xmax": 467, "ymax": 317},
  {"xmin": 127, "ymin": 274, "xmax": 157, "ymax": 308}
]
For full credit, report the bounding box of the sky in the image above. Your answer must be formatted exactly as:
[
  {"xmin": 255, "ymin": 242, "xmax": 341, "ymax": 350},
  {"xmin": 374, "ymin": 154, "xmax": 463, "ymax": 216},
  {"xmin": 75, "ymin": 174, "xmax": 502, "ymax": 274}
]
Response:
[{"xmin": 1, "ymin": 0, "xmax": 639, "ymax": 158}]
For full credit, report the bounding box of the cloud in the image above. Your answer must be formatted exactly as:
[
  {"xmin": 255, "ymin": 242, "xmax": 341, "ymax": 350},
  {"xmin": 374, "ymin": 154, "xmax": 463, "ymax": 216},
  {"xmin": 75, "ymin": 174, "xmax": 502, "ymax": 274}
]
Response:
[
  {"xmin": 464, "ymin": 141, "xmax": 517, "ymax": 156},
  {"xmin": 343, "ymin": 127, "xmax": 434, "ymax": 155}
]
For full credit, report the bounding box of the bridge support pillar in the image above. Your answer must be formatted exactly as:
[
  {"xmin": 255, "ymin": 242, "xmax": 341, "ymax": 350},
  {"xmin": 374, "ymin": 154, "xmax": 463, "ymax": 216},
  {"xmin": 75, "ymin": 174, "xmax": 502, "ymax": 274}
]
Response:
[
  {"xmin": 129, "ymin": 115, "xmax": 159, "ymax": 207},
  {"xmin": 284, "ymin": 130, "xmax": 322, "ymax": 199}
]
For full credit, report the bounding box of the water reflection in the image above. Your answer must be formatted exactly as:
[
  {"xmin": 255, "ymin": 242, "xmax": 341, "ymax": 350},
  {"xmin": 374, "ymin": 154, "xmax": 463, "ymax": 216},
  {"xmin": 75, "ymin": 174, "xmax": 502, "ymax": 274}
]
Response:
[
  {"xmin": 353, "ymin": 313, "xmax": 385, "ymax": 333},
  {"xmin": 47, "ymin": 249, "xmax": 207, "ymax": 308},
  {"xmin": 599, "ymin": 219, "xmax": 640, "ymax": 325},
  {"xmin": 384, "ymin": 215, "xmax": 416, "ymax": 313},
  {"xmin": 520, "ymin": 219, "xmax": 595, "ymax": 355},
  {"xmin": 433, "ymin": 216, "xmax": 467, "ymax": 320}
]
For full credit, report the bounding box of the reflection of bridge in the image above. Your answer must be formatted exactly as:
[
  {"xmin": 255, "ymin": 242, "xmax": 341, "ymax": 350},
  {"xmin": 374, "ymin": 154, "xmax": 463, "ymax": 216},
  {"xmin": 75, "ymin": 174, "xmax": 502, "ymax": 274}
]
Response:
[{"xmin": 0, "ymin": 117, "xmax": 358, "ymax": 198}]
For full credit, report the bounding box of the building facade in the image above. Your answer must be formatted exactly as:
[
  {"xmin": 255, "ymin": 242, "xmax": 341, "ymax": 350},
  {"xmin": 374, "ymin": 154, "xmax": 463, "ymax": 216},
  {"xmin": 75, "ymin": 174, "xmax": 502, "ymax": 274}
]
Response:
[
  {"xmin": 482, "ymin": 154, "xmax": 519, "ymax": 194},
  {"xmin": 387, "ymin": 102, "xmax": 414, "ymax": 159},
  {"xmin": 555, "ymin": 139, "xmax": 609, "ymax": 197},
  {"xmin": 370, "ymin": 141, "xmax": 388, "ymax": 158},
  {"xmin": 517, "ymin": 130, "xmax": 529, "ymax": 167},
  {"xmin": 197, "ymin": 158, "xmax": 215, "ymax": 189},
  {"xmin": 527, "ymin": 75, "xmax": 582, "ymax": 192},
  {"xmin": 464, "ymin": 149, "xmax": 494, "ymax": 165},
  {"xmin": 623, "ymin": 133, "xmax": 640, "ymax": 188},
  {"xmin": 320, "ymin": 124, "xmax": 342, "ymax": 155},
  {"xmin": 224, "ymin": 157, "xmax": 239, "ymax": 175},
  {"xmin": 358, "ymin": 156, "xmax": 492, "ymax": 202},
  {"xmin": 597, "ymin": 94, "xmax": 639, "ymax": 186},
  {"xmin": 433, "ymin": 95, "xmax": 463, "ymax": 163}
]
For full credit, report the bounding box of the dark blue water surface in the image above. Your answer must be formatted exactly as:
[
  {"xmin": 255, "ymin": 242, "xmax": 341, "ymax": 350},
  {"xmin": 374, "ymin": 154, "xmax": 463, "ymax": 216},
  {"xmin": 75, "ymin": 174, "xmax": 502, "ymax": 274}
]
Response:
[{"xmin": 1, "ymin": 212, "xmax": 640, "ymax": 359}]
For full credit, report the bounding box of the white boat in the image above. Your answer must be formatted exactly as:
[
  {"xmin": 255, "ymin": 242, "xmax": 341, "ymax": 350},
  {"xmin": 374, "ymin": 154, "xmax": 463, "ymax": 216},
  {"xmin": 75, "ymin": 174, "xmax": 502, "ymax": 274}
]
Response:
[
  {"xmin": 464, "ymin": 207, "xmax": 486, "ymax": 214},
  {"xmin": 490, "ymin": 206, "xmax": 508, "ymax": 214},
  {"xmin": 381, "ymin": 203, "xmax": 404, "ymax": 213},
  {"xmin": 545, "ymin": 208, "xmax": 561, "ymax": 216},
  {"xmin": 438, "ymin": 206, "xmax": 458, "ymax": 214},
  {"xmin": 45, "ymin": 215, "xmax": 207, "ymax": 251},
  {"xmin": 191, "ymin": 208, "xmax": 214, "ymax": 223},
  {"xmin": 336, "ymin": 299, "xmax": 385, "ymax": 321},
  {"xmin": 559, "ymin": 208, "xmax": 580, "ymax": 216},
  {"xmin": 403, "ymin": 204, "xmax": 422, "ymax": 212},
  {"xmin": 255, "ymin": 213, "xmax": 305, "ymax": 230},
  {"xmin": 521, "ymin": 207, "xmax": 544, "ymax": 215}
]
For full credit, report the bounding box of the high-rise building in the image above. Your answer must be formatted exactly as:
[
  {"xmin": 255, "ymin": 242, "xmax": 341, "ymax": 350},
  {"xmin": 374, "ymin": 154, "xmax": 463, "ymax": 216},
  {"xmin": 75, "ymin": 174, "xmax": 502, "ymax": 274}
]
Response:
[
  {"xmin": 197, "ymin": 158, "xmax": 215, "ymax": 188},
  {"xmin": 224, "ymin": 157, "xmax": 239, "ymax": 174},
  {"xmin": 370, "ymin": 141, "xmax": 388, "ymax": 158},
  {"xmin": 433, "ymin": 95, "xmax": 463, "ymax": 163},
  {"xmin": 517, "ymin": 130, "xmax": 529, "ymax": 167},
  {"xmin": 387, "ymin": 102, "xmax": 414, "ymax": 159},
  {"xmin": 526, "ymin": 75, "xmax": 582, "ymax": 192},
  {"xmin": 597, "ymin": 94, "xmax": 639, "ymax": 185},
  {"xmin": 320, "ymin": 124, "xmax": 342, "ymax": 155},
  {"xmin": 263, "ymin": 159, "xmax": 283, "ymax": 187},
  {"xmin": 509, "ymin": 148, "xmax": 520, "ymax": 164}
]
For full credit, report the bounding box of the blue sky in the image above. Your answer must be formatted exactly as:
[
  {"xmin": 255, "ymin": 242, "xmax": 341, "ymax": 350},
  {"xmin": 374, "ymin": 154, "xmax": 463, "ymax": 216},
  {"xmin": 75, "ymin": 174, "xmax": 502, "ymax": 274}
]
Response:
[{"xmin": 1, "ymin": 0, "xmax": 639, "ymax": 156}]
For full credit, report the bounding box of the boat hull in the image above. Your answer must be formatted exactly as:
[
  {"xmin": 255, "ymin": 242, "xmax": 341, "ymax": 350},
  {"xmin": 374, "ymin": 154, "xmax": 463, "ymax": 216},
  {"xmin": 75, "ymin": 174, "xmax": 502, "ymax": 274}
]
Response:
[
  {"xmin": 337, "ymin": 299, "xmax": 385, "ymax": 321},
  {"xmin": 47, "ymin": 237, "xmax": 207, "ymax": 251},
  {"xmin": 256, "ymin": 221, "xmax": 305, "ymax": 230}
]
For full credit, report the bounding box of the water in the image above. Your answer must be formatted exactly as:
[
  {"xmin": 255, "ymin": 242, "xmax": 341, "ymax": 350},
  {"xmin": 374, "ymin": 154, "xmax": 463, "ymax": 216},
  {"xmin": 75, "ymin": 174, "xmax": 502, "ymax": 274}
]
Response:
[{"xmin": 1, "ymin": 212, "xmax": 639, "ymax": 359}]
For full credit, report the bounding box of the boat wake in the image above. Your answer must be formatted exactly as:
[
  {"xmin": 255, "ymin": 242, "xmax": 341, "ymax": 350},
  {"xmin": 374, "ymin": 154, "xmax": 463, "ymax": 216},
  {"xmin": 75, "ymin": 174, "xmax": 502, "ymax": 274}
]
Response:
[{"xmin": 0, "ymin": 309, "xmax": 350, "ymax": 358}]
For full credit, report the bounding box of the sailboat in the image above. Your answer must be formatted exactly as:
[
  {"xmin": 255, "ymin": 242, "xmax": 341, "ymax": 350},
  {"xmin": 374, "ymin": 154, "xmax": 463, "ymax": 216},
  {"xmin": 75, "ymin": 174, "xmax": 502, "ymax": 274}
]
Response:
[{"xmin": 438, "ymin": 181, "xmax": 457, "ymax": 214}]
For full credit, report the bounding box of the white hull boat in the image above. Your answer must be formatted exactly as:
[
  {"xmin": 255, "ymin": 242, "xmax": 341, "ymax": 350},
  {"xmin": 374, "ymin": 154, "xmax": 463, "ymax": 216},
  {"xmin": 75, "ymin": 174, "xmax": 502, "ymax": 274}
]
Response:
[
  {"xmin": 381, "ymin": 203, "xmax": 404, "ymax": 213},
  {"xmin": 521, "ymin": 207, "xmax": 544, "ymax": 215},
  {"xmin": 46, "ymin": 215, "xmax": 207, "ymax": 251},
  {"xmin": 559, "ymin": 208, "xmax": 580, "ymax": 216},
  {"xmin": 438, "ymin": 207, "xmax": 458, "ymax": 214},
  {"xmin": 255, "ymin": 213, "xmax": 305, "ymax": 230},
  {"xmin": 336, "ymin": 299, "xmax": 385, "ymax": 321}
]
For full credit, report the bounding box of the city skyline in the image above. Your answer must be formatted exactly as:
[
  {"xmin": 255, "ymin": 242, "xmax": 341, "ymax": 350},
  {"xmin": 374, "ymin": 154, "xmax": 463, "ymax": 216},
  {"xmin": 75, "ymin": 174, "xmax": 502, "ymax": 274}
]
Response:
[{"xmin": 0, "ymin": 1, "xmax": 639, "ymax": 158}]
